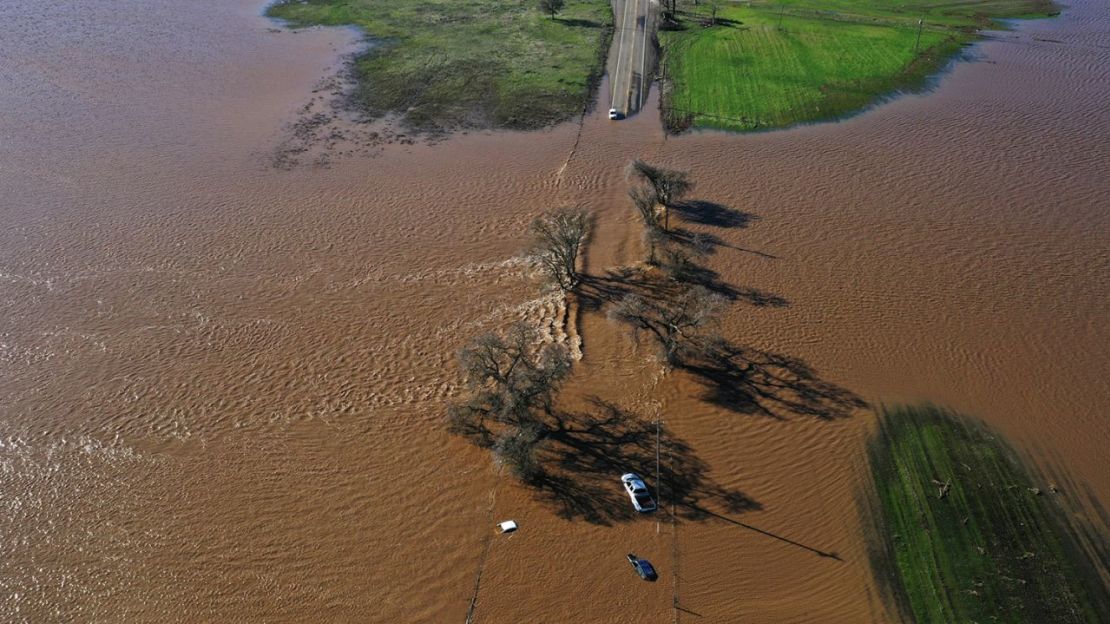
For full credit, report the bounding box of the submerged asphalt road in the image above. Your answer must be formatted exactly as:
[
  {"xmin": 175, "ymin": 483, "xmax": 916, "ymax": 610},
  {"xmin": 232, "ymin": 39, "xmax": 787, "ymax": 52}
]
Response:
[{"xmin": 609, "ymin": 0, "xmax": 656, "ymax": 117}]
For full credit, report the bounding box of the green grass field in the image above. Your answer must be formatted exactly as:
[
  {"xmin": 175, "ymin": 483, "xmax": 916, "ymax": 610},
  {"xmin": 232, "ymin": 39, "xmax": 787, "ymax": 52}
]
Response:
[
  {"xmin": 659, "ymin": 0, "xmax": 1058, "ymax": 131},
  {"xmin": 267, "ymin": 0, "xmax": 612, "ymax": 130},
  {"xmin": 868, "ymin": 405, "xmax": 1109, "ymax": 623}
]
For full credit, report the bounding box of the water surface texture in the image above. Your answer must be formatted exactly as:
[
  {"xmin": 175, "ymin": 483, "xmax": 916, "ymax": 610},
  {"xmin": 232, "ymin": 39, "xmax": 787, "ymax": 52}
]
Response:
[{"xmin": 1, "ymin": 0, "xmax": 1107, "ymax": 621}]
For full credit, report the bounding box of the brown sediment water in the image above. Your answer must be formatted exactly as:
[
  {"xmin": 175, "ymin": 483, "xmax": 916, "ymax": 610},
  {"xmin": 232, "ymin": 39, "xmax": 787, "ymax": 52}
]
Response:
[{"xmin": 1, "ymin": 0, "xmax": 1107, "ymax": 621}]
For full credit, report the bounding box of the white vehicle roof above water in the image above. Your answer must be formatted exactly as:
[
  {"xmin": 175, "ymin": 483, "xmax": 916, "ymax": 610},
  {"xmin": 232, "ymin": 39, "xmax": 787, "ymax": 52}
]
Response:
[{"xmin": 621, "ymin": 473, "xmax": 656, "ymax": 512}]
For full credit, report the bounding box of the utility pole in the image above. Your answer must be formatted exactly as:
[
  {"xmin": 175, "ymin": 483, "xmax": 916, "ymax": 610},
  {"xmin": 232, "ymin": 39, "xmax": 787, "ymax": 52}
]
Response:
[
  {"xmin": 655, "ymin": 418, "xmax": 661, "ymax": 534},
  {"xmin": 777, "ymin": 4, "xmax": 785, "ymax": 30}
]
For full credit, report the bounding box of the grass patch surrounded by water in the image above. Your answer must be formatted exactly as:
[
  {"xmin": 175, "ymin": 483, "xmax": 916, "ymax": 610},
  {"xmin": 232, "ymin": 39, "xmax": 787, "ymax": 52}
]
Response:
[
  {"xmin": 267, "ymin": 0, "xmax": 612, "ymax": 131},
  {"xmin": 659, "ymin": 0, "xmax": 1057, "ymax": 131},
  {"xmin": 868, "ymin": 405, "xmax": 1109, "ymax": 623}
]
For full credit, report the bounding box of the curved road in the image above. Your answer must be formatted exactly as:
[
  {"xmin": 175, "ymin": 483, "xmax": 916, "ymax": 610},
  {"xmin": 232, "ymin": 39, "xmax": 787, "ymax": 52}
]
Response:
[{"xmin": 609, "ymin": 0, "xmax": 656, "ymax": 117}]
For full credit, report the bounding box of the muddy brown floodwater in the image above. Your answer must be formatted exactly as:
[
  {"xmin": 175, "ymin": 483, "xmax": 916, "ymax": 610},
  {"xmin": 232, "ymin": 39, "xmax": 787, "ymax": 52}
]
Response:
[{"xmin": 1, "ymin": 0, "xmax": 1107, "ymax": 621}]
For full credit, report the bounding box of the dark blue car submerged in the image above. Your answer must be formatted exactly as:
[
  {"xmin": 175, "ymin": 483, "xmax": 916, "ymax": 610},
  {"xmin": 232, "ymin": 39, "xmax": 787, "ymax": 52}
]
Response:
[{"xmin": 626, "ymin": 553, "xmax": 657, "ymax": 581}]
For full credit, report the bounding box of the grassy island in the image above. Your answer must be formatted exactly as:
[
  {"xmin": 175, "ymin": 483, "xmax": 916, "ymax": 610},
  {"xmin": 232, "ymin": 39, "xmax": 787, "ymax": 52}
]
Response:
[
  {"xmin": 868, "ymin": 405, "xmax": 1109, "ymax": 623},
  {"xmin": 267, "ymin": 0, "xmax": 612, "ymax": 130},
  {"xmin": 659, "ymin": 0, "xmax": 1058, "ymax": 132}
]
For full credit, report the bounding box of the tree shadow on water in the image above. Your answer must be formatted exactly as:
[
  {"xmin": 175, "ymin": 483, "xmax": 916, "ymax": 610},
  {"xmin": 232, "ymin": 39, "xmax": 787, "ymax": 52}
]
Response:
[
  {"xmin": 672, "ymin": 201, "xmax": 756, "ymax": 229},
  {"xmin": 679, "ymin": 340, "xmax": 868, "ymax": 420},
  {"xmin": 666, "ymin": 260, "xmax": 789, "ymax": 308},
  {"xmin": 524, "ymin": 399, "xmax": 844, "ymax": 559},
  {"xmin": 529, "ymin": 397, "xmax": 761, "ymax": 525},
  {"xmin": 576, "ymin": 254, "xmax": 787, "ymax": 315},
  {"xmin": 575, "ymin": 270, "xmax": 669, "ymax": 313},
  {"xmin": 669, "ymin": 201, "xmax": 778, "ymax": 260},
  {"xmin": 665, "ymin": 227, "xmax": 727, "ymax": 255},
  {"xmin": 659, "ymin": 227, "xmax": 786, "ymax": 307}
]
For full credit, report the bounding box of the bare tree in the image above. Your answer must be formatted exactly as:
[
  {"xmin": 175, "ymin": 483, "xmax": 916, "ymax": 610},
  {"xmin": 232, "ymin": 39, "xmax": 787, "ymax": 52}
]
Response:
[
  {"xmin": 629, "ymin": 159, "xmax": 694, "ymax": 231},
  {"xmin": 448, "ymin": 322, "xmax": 571, "ymax": 443},
  {"xmin": 447, "ymin": 323, "xmax": 570, "ymax": 482},
  {"xmin": 530, "ymin": 207, "xmax": 590, "ymax": 291},
  {"xmin": 628, "ymin": 186, "xmax": 662, "ymax": 263},
  {"xmin": 538, "ymin": 0, "xmax": 566, "ymax": 19},
  {"xmin": 609, "ymin": 285, "xmax": 725, "ymax": 364}
]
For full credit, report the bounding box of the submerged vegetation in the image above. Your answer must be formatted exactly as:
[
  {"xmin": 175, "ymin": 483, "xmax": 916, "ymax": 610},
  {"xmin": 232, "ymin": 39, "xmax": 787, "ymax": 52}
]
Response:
[
  {"xmin": 868, "ymin": 405, "xmax": 1109, "ymax": 623},
  {"xmin": 267, "ymin": 0, "xmax": 612, "ymax": 131},
  {"xmin": 659, "ymin": 0, "xmax": 1059, "ymax": 131}
]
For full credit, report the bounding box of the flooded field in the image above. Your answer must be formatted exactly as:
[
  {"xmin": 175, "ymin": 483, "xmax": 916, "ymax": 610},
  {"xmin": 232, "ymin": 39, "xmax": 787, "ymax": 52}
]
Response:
[{"xmin": 1, "ymin": 0, "xmax": 1106, "ymax": 621}]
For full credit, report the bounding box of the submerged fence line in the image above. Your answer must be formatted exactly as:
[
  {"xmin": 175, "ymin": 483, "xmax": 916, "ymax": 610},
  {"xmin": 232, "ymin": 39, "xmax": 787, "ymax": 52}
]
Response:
[{"xmin": 464, "ymin": 485, "xmax": 499, "ymax": 623}]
